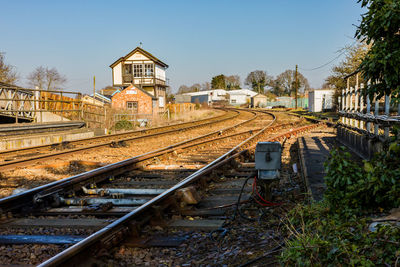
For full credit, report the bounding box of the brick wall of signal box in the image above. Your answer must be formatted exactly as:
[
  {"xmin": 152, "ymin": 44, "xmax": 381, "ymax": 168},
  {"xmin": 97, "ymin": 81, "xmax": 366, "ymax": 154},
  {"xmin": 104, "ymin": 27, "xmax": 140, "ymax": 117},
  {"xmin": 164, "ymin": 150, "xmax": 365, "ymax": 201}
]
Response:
[{"xmin": 111, "ymin": 85, "xmax": 153, "ymax": 115}]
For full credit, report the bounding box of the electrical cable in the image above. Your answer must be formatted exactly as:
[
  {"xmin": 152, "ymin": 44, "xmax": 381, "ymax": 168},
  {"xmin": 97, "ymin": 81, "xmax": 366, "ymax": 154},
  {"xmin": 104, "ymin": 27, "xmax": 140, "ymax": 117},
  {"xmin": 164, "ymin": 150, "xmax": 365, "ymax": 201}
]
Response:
[
  {"xmin": 299, "ymin": 52, "xmax": 346, "ymax": 71},
  {"xmin": 252, "ymin": 177, "xmax": 282, "ymax": 206},
  {"xmin": 209, "ymin": 227, "xmax": 229, "ymax": 242},
  {"xmin": 232, "ymin": 175, "xmax": 282, "ymax": 222},
  {"xmin": 299, "ymin": 41, "xmax": 358, "ymax": 71},
  {"xmin": 232, "ymin": 174, "xmax": 254, "ymax": 221}
]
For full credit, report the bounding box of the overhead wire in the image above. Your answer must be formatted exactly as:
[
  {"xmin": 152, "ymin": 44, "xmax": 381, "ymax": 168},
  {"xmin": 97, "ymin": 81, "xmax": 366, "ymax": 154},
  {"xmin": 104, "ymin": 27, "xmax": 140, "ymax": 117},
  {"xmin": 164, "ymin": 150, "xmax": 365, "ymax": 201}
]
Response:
[{"xmin": 299, "ymin": 41, "xmax": 358, "ymax": 71}]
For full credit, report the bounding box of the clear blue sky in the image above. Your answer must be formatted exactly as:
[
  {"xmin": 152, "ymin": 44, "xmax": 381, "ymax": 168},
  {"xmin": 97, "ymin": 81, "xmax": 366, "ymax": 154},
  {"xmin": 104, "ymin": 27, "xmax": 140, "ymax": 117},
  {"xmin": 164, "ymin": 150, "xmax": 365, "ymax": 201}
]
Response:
[{"xmin": 1, "ymin": 0, "xmax": 364, "ymax": 94}]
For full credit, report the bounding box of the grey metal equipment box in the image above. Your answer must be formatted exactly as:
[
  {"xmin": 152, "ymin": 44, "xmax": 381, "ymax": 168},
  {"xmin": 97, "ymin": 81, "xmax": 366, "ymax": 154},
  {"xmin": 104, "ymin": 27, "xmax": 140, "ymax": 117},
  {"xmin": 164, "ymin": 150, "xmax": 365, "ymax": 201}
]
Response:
[{"xmin": 255, "ymin": 142, "xmax": 282, "ymax": 180}]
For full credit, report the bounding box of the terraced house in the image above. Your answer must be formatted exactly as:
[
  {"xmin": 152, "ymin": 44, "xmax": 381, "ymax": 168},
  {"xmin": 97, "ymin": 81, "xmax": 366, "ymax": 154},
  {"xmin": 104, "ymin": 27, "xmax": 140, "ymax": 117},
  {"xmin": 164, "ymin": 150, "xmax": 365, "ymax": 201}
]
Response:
[{"xmin": 110, "ymin": 47, "xmax": 168, "ymax": 115}]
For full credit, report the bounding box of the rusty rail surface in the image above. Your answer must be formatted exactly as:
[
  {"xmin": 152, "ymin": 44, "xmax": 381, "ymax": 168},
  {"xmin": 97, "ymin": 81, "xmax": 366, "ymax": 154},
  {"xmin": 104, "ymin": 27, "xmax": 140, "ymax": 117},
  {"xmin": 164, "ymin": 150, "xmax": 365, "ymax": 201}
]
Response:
[
  {"xmin": 38, "ymin": 115, "xmax": 321, "ymax": 266},
  {"xmin": 0, "ymin": 110, "xmax": 259, "ymax": 213},
  {"xmin": 0, "ymin": 108, "xmax": 234, "ymax": 155},
  {"xmin": 0, "ymin": 109, "xmax": 241, "ymax": 171}
]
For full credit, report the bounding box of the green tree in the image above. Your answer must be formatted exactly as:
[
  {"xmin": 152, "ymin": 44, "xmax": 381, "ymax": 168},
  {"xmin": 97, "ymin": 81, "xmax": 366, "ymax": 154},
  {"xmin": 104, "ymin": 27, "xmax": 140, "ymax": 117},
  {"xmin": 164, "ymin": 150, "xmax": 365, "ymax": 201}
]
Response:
[
  {"xmin": 211, "ymin": 74, "xmax": 226, "ymax": 89},
  {"xmin": 325, "ymin": 43, "xmax": 369, "ymax": 108},
  {"xmin": 244, "ymin": 70, "xmax": 272, "ymax": 94},
  {"xmin": 355, "ymin": 0, "xmax": 400, "ymax": 101},
  {"xmin": 325, "ymin": 43, "xmax": 369, "ymax": 90},
  {"xmin": 0, "ymin": 53, "xmax": 18, "ymax": 84}
]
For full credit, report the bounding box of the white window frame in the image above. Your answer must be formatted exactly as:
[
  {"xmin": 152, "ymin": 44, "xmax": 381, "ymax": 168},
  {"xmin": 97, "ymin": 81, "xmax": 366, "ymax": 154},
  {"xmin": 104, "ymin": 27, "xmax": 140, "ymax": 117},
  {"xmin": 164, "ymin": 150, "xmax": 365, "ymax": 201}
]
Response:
[
  {"xmin": 133, "ymin": 64, "xmax": 143, "ymax": 77},
  {"xmin": 144, "ymin": 64, "xmax": 154, "ymax": 77}
]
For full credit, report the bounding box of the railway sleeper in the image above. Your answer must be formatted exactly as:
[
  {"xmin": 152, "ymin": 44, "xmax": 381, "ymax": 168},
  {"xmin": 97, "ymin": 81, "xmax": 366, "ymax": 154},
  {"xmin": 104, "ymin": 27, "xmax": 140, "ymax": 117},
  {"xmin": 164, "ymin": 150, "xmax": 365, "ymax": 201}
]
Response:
[{"xmin": 81, "ymin": 187, "xmax": 166, "ymax": 196}]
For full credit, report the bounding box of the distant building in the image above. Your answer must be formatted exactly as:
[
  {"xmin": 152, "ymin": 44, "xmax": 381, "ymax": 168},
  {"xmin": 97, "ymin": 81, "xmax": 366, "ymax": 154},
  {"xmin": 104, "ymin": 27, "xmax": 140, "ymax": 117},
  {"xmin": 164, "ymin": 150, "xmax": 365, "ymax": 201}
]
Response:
[
  {"xmin": 100, "ymin": 87, "xmax": 120, "ymax": 99},
  {"xmin": 175, "ymin": 88, "xmax": 259, "ymax": 106},
  {"xmin": 174, "ymin": 94, "xmax": 192, "ymax": 103},
  {"xmin": 82, "ymin": 93, "xmax": 111, "ymax": 106},
  {"xmin": 226, "ymin": 89, "xmax": 257, "ymax": 105},
  {"xmin": 110, "ymin": 47, "xmax": 168, "ymax": 112},
  {"xmin": 175, "ymin": 89, "xmax": 227, "ymax": 104},
  {"xmin": 111, "ymin": 85, "xmax": 157, "ymax": 115},
  {"xmin": 251, "ymin": 94, "xmax": 268, "ymax": 107},
  {"xmin": 308, "ymin": 89, "xmax": 335, "ymax": 112}
]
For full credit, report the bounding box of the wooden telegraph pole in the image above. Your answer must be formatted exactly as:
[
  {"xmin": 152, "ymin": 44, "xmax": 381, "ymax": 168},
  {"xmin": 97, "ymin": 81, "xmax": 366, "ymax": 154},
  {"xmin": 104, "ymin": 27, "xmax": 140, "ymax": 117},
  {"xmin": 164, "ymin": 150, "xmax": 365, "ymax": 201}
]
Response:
[
  {"xmin": 295, "ymin": 65, "xmax": 298, "ymax": 109},
  {"xmin": 93, "ymin": 76, "xmax": 96, "ymax": 105}
]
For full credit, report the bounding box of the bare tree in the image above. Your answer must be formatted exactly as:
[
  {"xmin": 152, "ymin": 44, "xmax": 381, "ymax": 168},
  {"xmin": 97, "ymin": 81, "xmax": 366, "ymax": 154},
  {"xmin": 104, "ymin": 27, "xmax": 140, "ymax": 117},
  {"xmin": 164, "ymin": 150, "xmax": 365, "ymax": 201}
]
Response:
[
  {"xmin": 0, "ymin": 53, "xmax": 18, "ymax": 84},
  {"xmin": 225, "ymin": 75, "xmax": 241, "ymax": 90},
  {"xmin": 245, "ymin": 70, "xmax": 272, "ymax": 94},
  {"xmin": 27, "ymin": 66, "xmax": 67, "ymax": 90},
  {"xmin": 178, "ymin": 85, "xmax": 190, "ymax": 94},
  {"xmin": 274, "ymin": 70, "xmax": 309, "ymax": 96},
  {"xmin": 189, "ymin": 83, "xmax": 201, "ymax": 92},
  {"xmin": 201, "ymin": 82, "xmax": 211, "ymax": 91}
]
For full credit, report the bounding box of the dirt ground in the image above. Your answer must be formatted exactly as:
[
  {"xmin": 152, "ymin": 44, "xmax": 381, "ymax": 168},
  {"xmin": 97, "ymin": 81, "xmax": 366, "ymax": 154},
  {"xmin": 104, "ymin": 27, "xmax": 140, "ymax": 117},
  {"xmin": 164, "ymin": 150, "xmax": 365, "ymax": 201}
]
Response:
[
  {"xmin": 105, "ymin": 130, "xmax": 314, "ymax": 266},
  {"xmin": 0, "ymin": 110, "xmax": 257, "ymax": 198}
]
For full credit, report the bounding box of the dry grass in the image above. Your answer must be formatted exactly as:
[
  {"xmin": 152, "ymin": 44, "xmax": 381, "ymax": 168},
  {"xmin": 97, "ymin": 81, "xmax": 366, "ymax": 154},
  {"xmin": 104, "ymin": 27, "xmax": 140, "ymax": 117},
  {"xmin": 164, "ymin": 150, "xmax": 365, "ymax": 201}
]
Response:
[{"xmin": 151, "ymin": 108, "xmax": 224, "ymax": 127}]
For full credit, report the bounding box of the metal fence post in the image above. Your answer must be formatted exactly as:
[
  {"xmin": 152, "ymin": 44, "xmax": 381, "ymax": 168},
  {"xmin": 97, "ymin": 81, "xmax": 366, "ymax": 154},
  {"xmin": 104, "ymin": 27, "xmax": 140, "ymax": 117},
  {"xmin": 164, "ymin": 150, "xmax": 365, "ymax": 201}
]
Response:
[
  {"xmin": 349, "ymin": 87, "xmax": 354, "ymax": 126},
  {"xmin": 384, "ymin": 94, "xmax": 390, "ymax": 139},
  {"xmin": 341, "ymin": 89, "xmax": 345, "ymax": 124},
  {"xmin": 345, "ymin": 86, "xmax": 349, "ymax": 125},
  {"xmin": 355, "ymin": 74, "xmax": 359, "ymax": 128},
  {"xmin": 366, "ymin": 94, "xmax": 371, "ymax": 133},
  {"xmin": 360, "ymin": 83, "xmax": 364, "ymax": 129},
  {"xmin": 60, "ymin": 92, "xmax": 63, "ymax": 122},
  {"xmin": 374, "ymin": 94, "xmax": 379, "ymax": 136},
  {"xmin": 15, "ymin": 89, "xmax": 19, "ymax": 124}
]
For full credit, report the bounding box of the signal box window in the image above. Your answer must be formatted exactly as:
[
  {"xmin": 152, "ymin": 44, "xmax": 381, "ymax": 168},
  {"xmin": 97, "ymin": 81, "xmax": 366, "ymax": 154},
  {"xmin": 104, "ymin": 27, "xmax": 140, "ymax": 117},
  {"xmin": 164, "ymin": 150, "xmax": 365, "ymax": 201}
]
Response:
[
  {"xmin": 126, "ymin": 101, "xmax": 138, "ymax": 112},
  {"xmin": 133, "ymin": 64, "xmax": 143, "ymax": 77},
  {"xmin": 145, "ymin": 64, "xmax": 154, "ymax": 77}
]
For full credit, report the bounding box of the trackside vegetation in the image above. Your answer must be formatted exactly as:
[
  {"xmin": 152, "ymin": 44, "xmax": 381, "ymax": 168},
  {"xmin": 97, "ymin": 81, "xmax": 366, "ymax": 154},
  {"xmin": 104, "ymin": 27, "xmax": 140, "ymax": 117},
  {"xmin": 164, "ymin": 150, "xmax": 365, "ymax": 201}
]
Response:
[
  {"xmin": 280, "ymin": 126, "xmax": 400, "ymax": 265},
  {"xmin": 280, "ymin": 1, "xmax": 400, "ymax": 264}
]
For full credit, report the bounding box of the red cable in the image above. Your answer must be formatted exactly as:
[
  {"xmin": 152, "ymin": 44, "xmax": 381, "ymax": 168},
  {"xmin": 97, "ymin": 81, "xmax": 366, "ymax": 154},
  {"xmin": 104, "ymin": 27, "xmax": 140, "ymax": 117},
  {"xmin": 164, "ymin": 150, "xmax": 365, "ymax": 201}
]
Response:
[{"xmin": 252, "ymin": 176, "xmax": 282, "ymax": 206}]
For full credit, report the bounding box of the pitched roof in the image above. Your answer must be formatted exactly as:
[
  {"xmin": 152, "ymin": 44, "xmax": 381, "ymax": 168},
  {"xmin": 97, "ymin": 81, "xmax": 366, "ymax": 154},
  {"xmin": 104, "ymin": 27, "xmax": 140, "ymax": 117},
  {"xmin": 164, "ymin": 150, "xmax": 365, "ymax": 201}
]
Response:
[
  {"xmin": 182, "ymin": 89, "xmax": 227, "ymax": 96},
  {"xmin": 227, "ymin": 89, "xmax": 257, "ymax": 96},
  {"xmin": 112, "ymin": 85, "xmax": 157, "ymax": 100},
  {"xmin": 110, "ymin": 47, "xmax": 168, "ymax": 68},
  {"xmin": 253, "ymin": 93, "xmax": 267, "ymax": 98}
]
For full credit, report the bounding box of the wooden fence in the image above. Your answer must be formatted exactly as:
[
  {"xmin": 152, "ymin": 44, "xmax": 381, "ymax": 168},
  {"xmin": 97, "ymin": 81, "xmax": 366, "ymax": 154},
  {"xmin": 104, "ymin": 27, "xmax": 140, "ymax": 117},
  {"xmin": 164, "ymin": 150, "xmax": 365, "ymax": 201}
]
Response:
[
  {"xmin": 166, "ymin": 103, "xmax": 196, "ymax": 113},
  {"xmin": 337, "ymin": 73, "xmax": 400, "ymax": 159},
  {"xmin": 0, "ymin": 85, "xmax": 106, "ymax": 128}
]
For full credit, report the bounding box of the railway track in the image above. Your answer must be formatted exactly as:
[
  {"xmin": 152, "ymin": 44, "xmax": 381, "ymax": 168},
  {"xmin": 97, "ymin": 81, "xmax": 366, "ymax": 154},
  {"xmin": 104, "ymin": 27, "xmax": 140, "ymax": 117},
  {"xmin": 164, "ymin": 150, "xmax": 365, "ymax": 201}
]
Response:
[
  {"xmin": 0, "ymin": 109, "xmax": 258, "ymax": 198},
  {"xmin": 0, "ymin": 108, "xmax": 237, "ymax": 170},
  {"xmin": 0, "ymin": 111, "xmax": 321, "ymax": 266}
]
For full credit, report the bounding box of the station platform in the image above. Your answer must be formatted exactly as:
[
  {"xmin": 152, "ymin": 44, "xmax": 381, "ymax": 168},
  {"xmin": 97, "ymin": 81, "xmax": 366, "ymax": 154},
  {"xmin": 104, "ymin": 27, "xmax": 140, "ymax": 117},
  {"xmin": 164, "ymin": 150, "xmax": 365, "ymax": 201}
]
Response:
[
  {"xmin": 0, "ymin": 121, "xmax": 86, "ymax": 136},
  {"xmin": 0, "ymin": 121, "xmax": 93, "ymax": 151},
  {"xmin": 297, "ymin": 127, "xmax": 336, "ymax": 201}
]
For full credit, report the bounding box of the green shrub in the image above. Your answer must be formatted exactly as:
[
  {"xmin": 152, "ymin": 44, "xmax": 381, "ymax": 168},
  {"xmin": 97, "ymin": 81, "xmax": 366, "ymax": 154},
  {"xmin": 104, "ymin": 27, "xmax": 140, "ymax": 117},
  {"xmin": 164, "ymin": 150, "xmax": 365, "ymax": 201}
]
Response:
[
  {"xmin": 280, "ymin": 203, "xmax": 400, "ymax": 266},
  {"xmin": 324, "ymin": 137, "xmax": 400, "ymax": 213},
  {"xmin": 280, "ymin": 127, "xmax": 400, "ymax": 265},
  {"xmin": 114, "ymin": 120, "xmax": 133, "ymax": 131}
]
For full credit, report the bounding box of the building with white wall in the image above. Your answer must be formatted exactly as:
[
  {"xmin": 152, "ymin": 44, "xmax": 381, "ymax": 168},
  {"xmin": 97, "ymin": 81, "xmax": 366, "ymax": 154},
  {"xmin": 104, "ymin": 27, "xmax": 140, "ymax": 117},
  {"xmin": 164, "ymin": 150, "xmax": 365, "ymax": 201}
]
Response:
[
  {"xmin": 175, "ymin": 89, "xmax": 227, "ymax": 104},
  {"xmin": 109, "ymin": 47, "xmax": 168, "ymax": 111},
  {"xmin": 226, "ymin": 89, "xmax": 257, "ymax": 105},
  {"xmin": 308, "ymin": 89, "xmax": 335, "ymax": 112}
]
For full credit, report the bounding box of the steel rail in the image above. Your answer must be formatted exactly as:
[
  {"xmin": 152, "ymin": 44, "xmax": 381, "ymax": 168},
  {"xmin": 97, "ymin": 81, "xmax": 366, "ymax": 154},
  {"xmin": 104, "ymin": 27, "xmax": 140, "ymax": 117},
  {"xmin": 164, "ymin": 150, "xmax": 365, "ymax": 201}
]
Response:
[
  {"xmin": 0, "ymin": 109, "xmax": 241, "ymax": 171},
  {"xmin": 0, "ymin": 122, "xmax": 86, "ymax": 133},
  {"xmin": 0, "ymin": 110, "xmax": 259, "ymax": 212},
  {"xmin": 0, "ymin": 108, "xmax": 235, "ymax": 156},
  {"xmin": 38, "ymin": 112, "xmax": 278, "ymax": 267}
]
